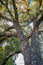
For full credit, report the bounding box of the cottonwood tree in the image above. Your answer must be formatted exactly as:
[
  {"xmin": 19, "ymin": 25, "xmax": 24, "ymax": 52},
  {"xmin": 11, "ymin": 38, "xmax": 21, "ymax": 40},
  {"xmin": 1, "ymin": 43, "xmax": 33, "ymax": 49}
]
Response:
[{"xmin": 0, "ymin": 0, "xmax": 43, "ymax": 65}]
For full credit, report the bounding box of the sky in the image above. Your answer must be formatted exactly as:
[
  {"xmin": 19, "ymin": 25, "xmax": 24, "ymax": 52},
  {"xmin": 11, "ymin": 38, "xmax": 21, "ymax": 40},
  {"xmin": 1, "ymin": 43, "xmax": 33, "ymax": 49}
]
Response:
[
  {"xmin": 15, "ymin": 53, "xmax": 24, "ymax": 65},
  {"xmin": 30, "ymin": 0, "xmax": 33, "ymax": 6}
]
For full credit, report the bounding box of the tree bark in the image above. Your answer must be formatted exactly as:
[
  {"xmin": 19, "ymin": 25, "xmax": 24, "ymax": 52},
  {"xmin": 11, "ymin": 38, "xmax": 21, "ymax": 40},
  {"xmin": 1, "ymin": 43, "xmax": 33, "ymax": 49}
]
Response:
[
  {"xmin": 31, "ymin": 28, "xmax": 43, "ymax": 65},
  {"xmin": 13, "ymin": 20, "xmax": 31, "ymax": 65}
]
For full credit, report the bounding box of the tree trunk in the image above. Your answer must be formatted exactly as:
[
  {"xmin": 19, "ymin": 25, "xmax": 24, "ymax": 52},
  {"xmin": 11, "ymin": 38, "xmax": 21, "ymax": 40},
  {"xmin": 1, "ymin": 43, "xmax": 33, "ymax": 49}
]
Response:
[
  {"xmin": 13, "ymin": 20, "xmax": 43, "ymax": 65},
  {"xmin": 13, "ymin": 21, "xmax": 31, "ymax": 65},
  {"xmin": 31, "ymin": 28, "xmax": 43, "ymax": 65},
  {"xmin": 17, "ymin": 30, "xmax": 31, "ymax": 65}
]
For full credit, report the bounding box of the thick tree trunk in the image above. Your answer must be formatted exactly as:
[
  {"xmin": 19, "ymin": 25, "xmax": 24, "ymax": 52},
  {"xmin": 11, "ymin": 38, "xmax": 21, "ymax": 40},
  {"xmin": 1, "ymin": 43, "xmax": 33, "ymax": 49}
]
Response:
[
  {"xmin": 17, "ymin": 27, "xmax": 43, "ymax": 65},
  {"xmin": 13, "ymin": 20, "xmax": 43, "ymax": 65},
  {"xmin": 13, "ymin": 21, "xmax": 31, "ymax": 65},
  {"xmin": 31, "ymin": 28, "xmax": 43, "ymax": 65}
]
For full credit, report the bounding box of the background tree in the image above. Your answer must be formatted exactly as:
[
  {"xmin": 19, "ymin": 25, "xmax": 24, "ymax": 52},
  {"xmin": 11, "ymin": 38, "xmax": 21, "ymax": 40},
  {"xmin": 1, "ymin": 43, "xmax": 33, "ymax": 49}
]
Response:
[{"xmin": 0, "ymin": 0, "xmax": 43, "ymax": 65}]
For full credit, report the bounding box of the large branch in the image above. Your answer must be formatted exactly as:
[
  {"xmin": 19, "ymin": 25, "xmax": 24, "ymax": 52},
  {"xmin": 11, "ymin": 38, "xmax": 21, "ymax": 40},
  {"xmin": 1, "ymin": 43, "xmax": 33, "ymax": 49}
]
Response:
[
  {"xmin": 1, "ymin": 50, "xmax": 21, "ymax": 65},
  {"xmin": 33, "ymin": 0, "xmax": 43, "ymax": 29},
  {"xmin": 12, "ymin": 0, "xmax": 18, "ymax": 20},
  {"xmin": 12, "ymin": 0, "xmax": 29, "ymax": 46},
  {"xmin": 27, "ymin": 30, "xmax": 43, "ymax": 39},
  {"xmin": 0, "ymin": 33, "xmax": 17, "ymax": 37},
  {"xmin": 33, "ymin": 15, "xmax": 43, "ymax": 29}
]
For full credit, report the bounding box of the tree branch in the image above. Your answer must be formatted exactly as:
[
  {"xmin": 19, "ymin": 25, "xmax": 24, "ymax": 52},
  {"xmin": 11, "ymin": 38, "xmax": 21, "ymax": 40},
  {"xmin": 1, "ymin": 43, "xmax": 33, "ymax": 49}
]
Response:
[
  {"xmin": 1, "ymin": 50, "xmax": 21, "ymax": 65},
  {"xmin": 39, "ymin": 30, "xmax": 43, "ymax": 33},
  {"xmin": 0, "ymin": 32, "xmax": 17, "ymax": 37},
  {"xmin": 39, "ymin": 30, "xmax": 43, "ymax": 34},
  {"xmin": 34, "ymin": 15, "xmax": 43, "ymax": 29},
  {"xmin": 39, "ymin": 0, "xmax": 42, "ymax": 7},
  {"xmin": 12, "ymin": 0, "xmax": 29, "ymax": 44},
  {"xmin": 6, "ymin": 0, "xmax": 14, "ymax": 19},
  {"xmin": 33, "ymin": 0, "xmax": 43, "ymax": 29},
  {"xmin": 0, "ymin": 33, "xmax": 17, "ymax": 42},
  {"xmin": 5, "ymin": 26, "xmax": 14, "ymax": 31},
  {"xmin": 0, "ymin": 14, "xmax": 12, "ymax": 22},
  {"xmin": 0, "ymin": 37, "xmax": 7, "ymax": 42},
  {"xmin": 27, "ymin": 30, "xmax": 43, "ymax": 40},
  {"xmin": 12, "ymin": 0, "xmax": 18, "ymax": 20}
]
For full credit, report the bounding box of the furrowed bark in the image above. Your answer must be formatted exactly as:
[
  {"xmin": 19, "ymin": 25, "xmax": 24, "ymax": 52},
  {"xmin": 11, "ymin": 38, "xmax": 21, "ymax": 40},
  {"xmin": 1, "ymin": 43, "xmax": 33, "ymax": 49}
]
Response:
[
  {"xmin": 31, "ymin": 16, "xmax": 43, "ymax": 65},
  {"xmin": 30, "ymin": 2, "xmax": 43, "ymax": 63},
  {"xmin": 31, "ymin": 28, "xmax": 43, "ymax": 65},
  {"xmin": 14, "ymin": 20, "xmax": 31, "ymax": 65}
]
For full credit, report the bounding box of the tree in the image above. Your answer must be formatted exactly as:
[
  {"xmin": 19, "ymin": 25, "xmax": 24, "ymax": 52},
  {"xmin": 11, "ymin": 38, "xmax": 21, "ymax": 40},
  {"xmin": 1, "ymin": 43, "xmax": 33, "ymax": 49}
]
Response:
[{"xmin": 0, "ymin": 0, "xmax": 43, "ymax": 65}]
